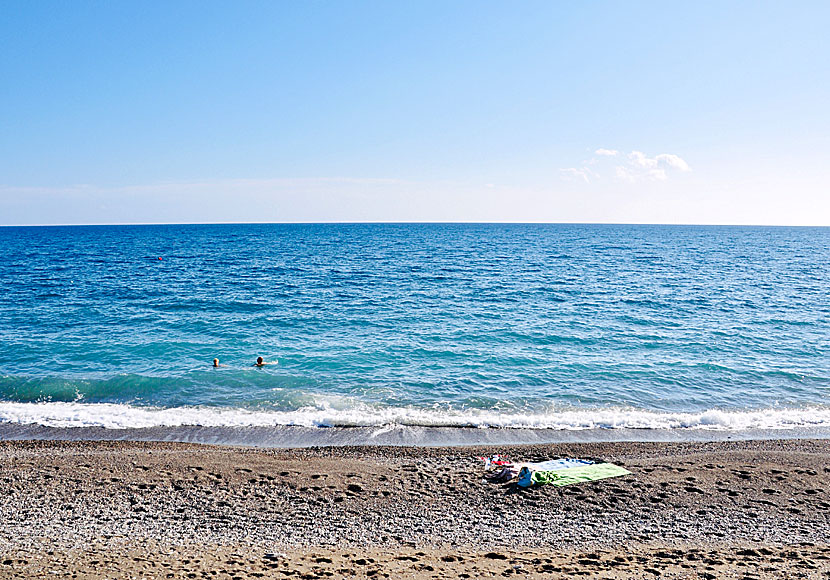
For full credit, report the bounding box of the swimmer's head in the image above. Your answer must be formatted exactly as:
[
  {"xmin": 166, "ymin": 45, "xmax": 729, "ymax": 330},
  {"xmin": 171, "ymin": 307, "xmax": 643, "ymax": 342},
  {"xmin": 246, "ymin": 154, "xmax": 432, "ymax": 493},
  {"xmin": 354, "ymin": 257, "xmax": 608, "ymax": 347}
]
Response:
[
  {"xmin": 256, "ymin": 356, "xmax": 263, "ymax": 365},
  {"xmin": 213, "ymin": 358, "xmax": 219, "ymax": 367}
]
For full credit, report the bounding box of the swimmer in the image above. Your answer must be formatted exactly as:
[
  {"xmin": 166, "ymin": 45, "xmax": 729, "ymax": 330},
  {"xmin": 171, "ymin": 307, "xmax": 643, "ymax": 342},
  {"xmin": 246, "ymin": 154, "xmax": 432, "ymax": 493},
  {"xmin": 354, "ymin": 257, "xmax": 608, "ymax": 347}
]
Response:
[
  {"xmin": 213, "ymin": 358, "xmax": 220, "ymax": 367},
  {"xmin": 254, "ymin": 356, "xmax": 267, "ymax": 367}
]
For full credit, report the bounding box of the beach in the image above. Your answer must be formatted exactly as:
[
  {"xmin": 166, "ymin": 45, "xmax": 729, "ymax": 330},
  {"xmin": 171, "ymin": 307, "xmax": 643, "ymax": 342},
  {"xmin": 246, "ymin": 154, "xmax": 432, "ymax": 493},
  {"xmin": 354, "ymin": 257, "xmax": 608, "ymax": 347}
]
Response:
[
  {"xmin": 1, "ymin": 438, "xmax": 828, "ymax": 578},
  {"xmin": 3, "ymin": 0, "xmax": 830, "ymax": 573}
]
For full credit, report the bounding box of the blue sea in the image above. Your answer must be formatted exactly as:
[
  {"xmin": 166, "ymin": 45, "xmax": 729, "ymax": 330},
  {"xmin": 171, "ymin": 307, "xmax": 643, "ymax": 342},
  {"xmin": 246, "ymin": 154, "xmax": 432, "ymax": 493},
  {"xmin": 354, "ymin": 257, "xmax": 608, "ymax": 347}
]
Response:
[{"xmin": 1, "ymin": 223, "xmax": 829, "ymax": 445}]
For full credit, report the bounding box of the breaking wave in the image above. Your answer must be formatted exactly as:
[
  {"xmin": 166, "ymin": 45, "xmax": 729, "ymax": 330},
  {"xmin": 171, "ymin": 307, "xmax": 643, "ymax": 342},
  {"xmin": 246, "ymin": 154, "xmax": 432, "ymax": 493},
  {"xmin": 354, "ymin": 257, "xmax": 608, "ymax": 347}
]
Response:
[{"xmin": 2, "ymin": 401, "xmax": 830, "ymax": 431}]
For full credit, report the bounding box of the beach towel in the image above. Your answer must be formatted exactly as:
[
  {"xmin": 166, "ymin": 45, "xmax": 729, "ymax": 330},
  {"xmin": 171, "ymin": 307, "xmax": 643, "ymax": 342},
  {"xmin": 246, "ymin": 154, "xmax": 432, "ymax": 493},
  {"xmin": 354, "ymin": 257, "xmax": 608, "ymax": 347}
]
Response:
[
  {"xmin": 523, "ymin": 458, "xmax": 594, "ymax": 471},
  {"xmin": 517, "ymin": 462, "xmax": 630, "ymax": 488},
  {"xmin": 514, "ymin": 458, "xmax": 594, "ymax": 487}
]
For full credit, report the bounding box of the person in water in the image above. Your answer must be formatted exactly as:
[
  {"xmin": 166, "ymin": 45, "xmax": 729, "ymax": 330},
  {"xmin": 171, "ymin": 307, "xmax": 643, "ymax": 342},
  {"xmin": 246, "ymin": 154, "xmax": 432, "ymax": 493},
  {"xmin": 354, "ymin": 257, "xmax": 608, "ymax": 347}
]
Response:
[
  {"xmin": 254, "ymin": 356, "xmax": 267, "ymax": 367},
  {"xmin": 213, "ymin": 358, "xmax": 220, "ymax": 367}
]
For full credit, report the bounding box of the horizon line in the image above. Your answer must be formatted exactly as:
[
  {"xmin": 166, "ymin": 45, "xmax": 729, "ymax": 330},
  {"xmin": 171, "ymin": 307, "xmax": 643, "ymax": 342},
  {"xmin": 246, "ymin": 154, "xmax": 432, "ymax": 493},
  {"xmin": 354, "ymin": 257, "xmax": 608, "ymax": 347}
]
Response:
[{"xmin": 1, "ymin": 221, "xmax": 828, "ymax": 228}]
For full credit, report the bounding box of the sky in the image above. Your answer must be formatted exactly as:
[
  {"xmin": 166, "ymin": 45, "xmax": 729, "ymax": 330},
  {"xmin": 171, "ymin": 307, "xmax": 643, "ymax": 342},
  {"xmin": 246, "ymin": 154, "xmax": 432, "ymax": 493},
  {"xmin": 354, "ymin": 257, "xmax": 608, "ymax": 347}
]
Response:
[{"xmin": 1, "ymin": 1, "xmax": 828, "ymax": 225}]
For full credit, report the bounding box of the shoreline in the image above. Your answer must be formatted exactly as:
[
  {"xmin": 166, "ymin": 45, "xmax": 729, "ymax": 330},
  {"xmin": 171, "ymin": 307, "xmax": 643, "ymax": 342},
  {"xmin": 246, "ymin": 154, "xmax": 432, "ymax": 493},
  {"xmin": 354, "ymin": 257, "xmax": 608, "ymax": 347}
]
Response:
[
  {"xmin": 3, "ymin": 422, "xmax": 830, "ymax": 449},
  {"xmin": 1, "ymin": 438, "xmax": 829, "ymax": 578}
]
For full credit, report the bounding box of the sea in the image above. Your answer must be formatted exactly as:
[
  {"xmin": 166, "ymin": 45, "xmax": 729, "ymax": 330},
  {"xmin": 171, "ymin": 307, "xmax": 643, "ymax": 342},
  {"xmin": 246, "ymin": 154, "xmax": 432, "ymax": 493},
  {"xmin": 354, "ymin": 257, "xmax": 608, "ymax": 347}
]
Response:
[{"xmin": 1, "ymin": 223, "xmax": 828, "ymax": 446}]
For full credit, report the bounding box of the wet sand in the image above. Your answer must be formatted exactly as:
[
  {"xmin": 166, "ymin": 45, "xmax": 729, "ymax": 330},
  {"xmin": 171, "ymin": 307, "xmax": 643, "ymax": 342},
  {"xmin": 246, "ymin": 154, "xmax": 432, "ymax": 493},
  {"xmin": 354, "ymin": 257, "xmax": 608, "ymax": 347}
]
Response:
[{"xmin": 1, "ymin": 438, "xmax": 828, "ymax": 578}]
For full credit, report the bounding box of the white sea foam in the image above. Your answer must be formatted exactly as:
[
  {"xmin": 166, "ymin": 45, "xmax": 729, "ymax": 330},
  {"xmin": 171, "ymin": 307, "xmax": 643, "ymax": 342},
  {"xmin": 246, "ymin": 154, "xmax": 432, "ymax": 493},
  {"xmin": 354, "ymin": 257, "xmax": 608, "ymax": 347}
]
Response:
[{"xmin": 2, "ymin": 401, "xmax": 830, "ymax": 431}]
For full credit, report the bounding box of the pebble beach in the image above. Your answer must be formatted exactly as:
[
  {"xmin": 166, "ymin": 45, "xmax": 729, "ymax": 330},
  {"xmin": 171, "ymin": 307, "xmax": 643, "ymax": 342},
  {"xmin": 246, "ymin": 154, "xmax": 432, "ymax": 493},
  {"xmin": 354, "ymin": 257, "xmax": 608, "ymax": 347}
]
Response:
[{"xmin": 1, "ymin": 438, "xmax": 828, "ymax": 578}]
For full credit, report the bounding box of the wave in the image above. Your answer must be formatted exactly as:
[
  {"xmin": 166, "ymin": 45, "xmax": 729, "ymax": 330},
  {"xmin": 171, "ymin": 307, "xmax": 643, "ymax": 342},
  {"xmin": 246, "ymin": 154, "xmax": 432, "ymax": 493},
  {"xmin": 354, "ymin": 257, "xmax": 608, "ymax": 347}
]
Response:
[{"xmin": 1, "ymin": 401, "xmax": 830, "ymax": 431}]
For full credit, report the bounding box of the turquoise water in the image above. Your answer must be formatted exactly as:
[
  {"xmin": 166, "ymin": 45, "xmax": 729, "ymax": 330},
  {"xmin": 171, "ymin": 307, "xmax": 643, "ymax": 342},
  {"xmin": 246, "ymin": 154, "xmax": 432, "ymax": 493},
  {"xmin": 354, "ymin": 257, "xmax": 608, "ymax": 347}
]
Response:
[{"xmin": 1, "ymin": 223, "xmax": 829, "ymax": 434}]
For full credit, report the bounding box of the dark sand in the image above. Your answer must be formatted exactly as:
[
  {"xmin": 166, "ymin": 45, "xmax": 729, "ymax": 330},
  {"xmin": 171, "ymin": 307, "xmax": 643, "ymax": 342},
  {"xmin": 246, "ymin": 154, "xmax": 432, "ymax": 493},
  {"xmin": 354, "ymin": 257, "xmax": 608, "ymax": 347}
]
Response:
[{"xmin": 1, "ymin": 438, "xmax": 828, "ymax": 578}]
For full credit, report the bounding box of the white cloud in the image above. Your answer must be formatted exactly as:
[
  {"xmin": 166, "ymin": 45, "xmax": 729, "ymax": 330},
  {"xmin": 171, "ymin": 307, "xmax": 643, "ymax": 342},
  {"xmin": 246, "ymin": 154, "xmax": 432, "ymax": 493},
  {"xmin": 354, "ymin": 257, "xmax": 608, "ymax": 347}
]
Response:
[
  {"xmin": 629, "ymin": 150, "xmax": 656, "ymax": 168},
  {"xmin": 654, "ymin": 153, "xmax": 691, "ymax": 172},
  {"xmin": 562, "ymin": 148, "xmax": 691, "ymax": 184},
  {"xmin": 560, "ymin": 167, "xmax": 594, "ymax": 183},
  {"xmin": 620, "ymin": 151, "xmax": 691, "ymax": 181}
]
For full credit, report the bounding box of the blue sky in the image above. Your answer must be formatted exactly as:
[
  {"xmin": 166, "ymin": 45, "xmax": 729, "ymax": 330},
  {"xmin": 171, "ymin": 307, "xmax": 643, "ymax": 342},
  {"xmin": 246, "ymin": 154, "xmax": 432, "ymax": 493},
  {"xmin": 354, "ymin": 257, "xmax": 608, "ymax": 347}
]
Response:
[{"xmin": 1, "ymin": 1, "xmax": 828, "ymax": 225}]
